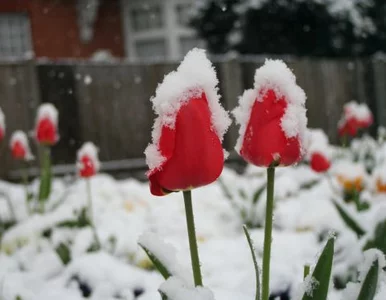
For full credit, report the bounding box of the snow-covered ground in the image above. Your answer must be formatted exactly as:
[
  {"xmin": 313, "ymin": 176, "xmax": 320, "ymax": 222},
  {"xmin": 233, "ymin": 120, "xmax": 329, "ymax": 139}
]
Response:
[{"xmin": 1, "ymin": 136, "xmax": 386, "ymax": 300}]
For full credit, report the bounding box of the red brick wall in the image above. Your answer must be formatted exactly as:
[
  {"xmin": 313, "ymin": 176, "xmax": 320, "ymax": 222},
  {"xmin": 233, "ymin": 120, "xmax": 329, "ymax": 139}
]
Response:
[{"xmin": 0, "ymin": 0, "xmax": 125, "ymax": 59}]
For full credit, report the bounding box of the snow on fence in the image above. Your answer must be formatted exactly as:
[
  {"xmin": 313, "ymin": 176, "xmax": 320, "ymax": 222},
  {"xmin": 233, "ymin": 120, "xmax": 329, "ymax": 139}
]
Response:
[{"xmin": 0, "ymin": 57, "xmax": 381, "ymax": 179}]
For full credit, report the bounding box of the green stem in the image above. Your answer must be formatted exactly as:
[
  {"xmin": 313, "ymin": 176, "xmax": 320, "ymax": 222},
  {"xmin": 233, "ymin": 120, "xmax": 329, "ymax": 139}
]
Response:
[
  {"xmin": 38, "ymin": 146, "xmax": 51, "ymax": 213},
  {"xmin": 22, "ymin": 162, "xmax": 31, "ymax": 215},
  {"xmin": 183, "ymin": 190, "xmax": 203, "ymax": 286},
  {"xmin": 262, "ymin": 167, "xmax": 275, "ymax": 300},
  {"xmin": 303, "ymin": 264, "xmax": 310, "ymax": 279},
  {"xmin": 86, "ymin": 179, "xmax": 101, "ymax": 250}
]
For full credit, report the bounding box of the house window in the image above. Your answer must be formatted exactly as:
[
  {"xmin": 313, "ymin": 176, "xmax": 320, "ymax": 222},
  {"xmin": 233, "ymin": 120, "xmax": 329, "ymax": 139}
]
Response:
[
  {"xmin": 180, "ymin": 36, "xmax": 200, "ymax": 56},
  {"xmin": 135, "ymin": 39, "xmax": 167, "ymax": 60},
  {"xmin": 176, "ymin": 3, "xmax": 193, "ymax": 26},
  {"xmin": 0, "ymin": 13, "xmax": 32, "ymax": 58},
  {"xmin": 131, "ymin": 4, "xmax": 164, "ymax": 32}
]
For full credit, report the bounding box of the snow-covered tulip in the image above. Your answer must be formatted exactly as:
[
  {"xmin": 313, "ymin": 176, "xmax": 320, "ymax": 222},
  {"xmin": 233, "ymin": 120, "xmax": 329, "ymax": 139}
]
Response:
[
  {"xmin": 10, "ymin": 131, "xmax": 33, "ymax": 161},
  {"xmin": 233, "ymin": 60, "xmax": 307, "ymax": 167},
  {"xmin": 77, "ymin": 142, "xmax": 100, "ymax": 178},
  {"xmin": 144, "ymin": 48, "xmax": 231, "ymax": 288},
  {"xmin": 233, "ymin": 59, "xmax": 307, "ymax": 300},
  {"xmin": 0, "ymin": 107, "xmax": 5, "ymax": 142},
  {"xmin": 77, "ymin": 142, "xmax": 101, "ymax": 250},
  {"xmin": 145, "ymin": 49, "xmax": 231, "ymax": 196},
  {"xmin": 34, "ymin": 103, "xmax": 59, "ymax": 146},
  {"xmin": 338, "ymin": 101, "xmax": 373, "ymax": 137},
  {"xmin": 310, "ymin": 152, "xmax": 331, "ymax": 173}
]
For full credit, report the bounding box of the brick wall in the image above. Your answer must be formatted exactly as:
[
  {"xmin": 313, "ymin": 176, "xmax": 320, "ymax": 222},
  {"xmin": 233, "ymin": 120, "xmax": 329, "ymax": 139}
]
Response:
[{"xmin": 0, "ymin": 0, "xmax": 125, "ymax": 59}]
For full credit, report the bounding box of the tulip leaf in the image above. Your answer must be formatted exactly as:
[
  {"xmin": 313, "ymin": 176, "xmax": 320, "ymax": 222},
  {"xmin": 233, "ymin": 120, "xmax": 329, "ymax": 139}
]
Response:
[
  {"xmin": 38, "ymin": 147, "xmax": 52, "ymax": 210},
  {"xmin": 363, "ymin": 220, "xmax": 386, "ymax": 254},
  {"xmin": 55, "ymin": 242, "xmax": 71, "ymax": 265},
  {"xmin": 332, "ymin": 199, "xmax": 366, "ymax": 237},
  {"xmin": 302, "ymin": 237, "xmax": 334, "ymax": 300},
  {"xmin": 243, "ymin": 225, "xmax": 261, "ymax": 300},
  {"xmin": 252, "ymin": 184, "xmax": 266, "ymax": 205},
  {"xmin": 356, "ymin": 259, "xmax": 379, "ymax": 300},
  {"xmin": 139, "ymin": 244, "xmax": 172, "ymax": 280}
]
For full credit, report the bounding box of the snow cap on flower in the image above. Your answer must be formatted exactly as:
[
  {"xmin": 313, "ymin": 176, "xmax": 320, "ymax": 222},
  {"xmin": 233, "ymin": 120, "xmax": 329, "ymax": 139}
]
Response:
[
  {"xmin": 0, "ymin": 107, "xmax": 5, "ymax": 141},
  {"xmin": 144, "ymin": 48, "xmax": 231, "ymax": 196},
  {"xmin": 77, "ymin": 142, "xmax": 100, "ymax": 178},
  {"xmin": 10, "ymin": 131, "xmax": 34, "ymax": 161},
  {"xmin": 304, "ymin": 129, "xmax": 331, "ymax": 173},
  {"xmin": 338, "ymin": 101, "xmax": 373, "ymax": 136},
  {"xmin": 233, "ymin": 59, "xmax": 307, "ymax": 167},
  {"xmin": 35, "ymin": 103, "xmax": 59, "ymax": 145}
]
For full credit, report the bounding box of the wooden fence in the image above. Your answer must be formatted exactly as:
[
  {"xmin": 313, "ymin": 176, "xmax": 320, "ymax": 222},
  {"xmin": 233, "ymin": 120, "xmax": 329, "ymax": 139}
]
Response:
[{"xmin": 0, "ymin": 57, "xmax": 383, "ymax": 179}]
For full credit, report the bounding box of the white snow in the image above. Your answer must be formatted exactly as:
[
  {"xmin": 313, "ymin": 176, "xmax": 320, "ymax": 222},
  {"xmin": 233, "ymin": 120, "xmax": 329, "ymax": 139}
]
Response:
[
  {"xmin": 10, "ymin": 130, "xmax": 34, "ymax": 161},
  {"xmin": 159, "ymin": 277, "xmax": 215, "ymax": 300},
  {"xmin": 305, "ymin": 128, "xmax": 331, "ymax": 159},
  {"xmin": 36, "ymin": 103, "xmax": 59, "ymax": 126},
  {"xmin": 332, "ymin": 160, "xmax": 367, "ymax": 182},
  {"xmin": 233, "ymin": 59, "xmax": 307, "ymax": 154},
  {"xmin": 144, "ymin": 48, "xmax": 231, "ymax": 171},
  {"xmin": 341, "ymin": 101, "xmax": 373, "ymax": 125},
  {"xmin": 76, "ymin": 142, "xmax": 101, "ymax": 174}
]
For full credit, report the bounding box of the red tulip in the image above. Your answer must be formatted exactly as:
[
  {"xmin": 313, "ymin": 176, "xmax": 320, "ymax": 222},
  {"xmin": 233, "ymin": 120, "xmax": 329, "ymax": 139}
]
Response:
[
  {"xmin": 338, "ymin": 117, "xmax": 359, "ymax": 137},
  {"xmin": 35, "ymin": 103, "xmax": 59, "ymax": 146},
  {"xmin": 10, "ymin": 131, "xmax": 33, "ymax": 161},
  {"xmin": 147, "ymin": 92, "xmax": 225, "ymax": 196},
  {"xmin": 310, "ymin": 152, "xmax": 331, "ymax": 173},
  {"xmin": 233, "ymin": 60, "xmax": 307, "ymax": 167},
  {"xmin": 145, "ymin": 49, "xmax": 230, "ymax": 196},
  {"xmin": 77, "ymin": 142, "xmax": 100, "ymax": 178}
]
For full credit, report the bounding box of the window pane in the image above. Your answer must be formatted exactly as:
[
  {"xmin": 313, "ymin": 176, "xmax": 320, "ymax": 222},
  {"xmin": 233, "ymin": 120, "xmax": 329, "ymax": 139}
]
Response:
[
  {"xmin": 131, "ymin": 5, "xmax": 164, "ymax": 32},
  {"xmin": 135, "ymin": 39, "xmax": 167, "ymax": 60},
  {"xmin": 176, "ymin": 3, "xmax": 192, "ymax": 26},
  {"xmin": 0, "ymin": 13, "xmax": 32, "ymax": 58}
]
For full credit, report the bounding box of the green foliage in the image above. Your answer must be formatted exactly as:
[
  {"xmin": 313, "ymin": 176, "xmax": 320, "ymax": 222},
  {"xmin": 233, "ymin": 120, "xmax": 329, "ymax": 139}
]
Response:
[
  {"xmin": 38, "ymin": 147, "xmax": 52, "ymax": 212},
  {"xmin": 55, "ymin": 242, "xmax": 71, "ymax": 265},
  {"xmin": 302, "ymin": 237, "xmax": 334, "ymax": 300},
  {"xmin": 139, "ymin": 244, "xmax": 172, "ymax": 280},
  {"xmin": 363, "ymin": 220, "xmax": 386, "ymax": 254},
  {"xmin": 243, "ymin": 225, "xmax": 260, "ymax": 300},
  {"xmin": 332, "ymin": 199, "xmax": 366, "ymax": 238},
  {"xmin": 356, "ymin": 259, "xmax": 379, "ymax": 300},
  {"xmin": 57, "ymin": 208, "xmax": 91, "ymax": 229}
]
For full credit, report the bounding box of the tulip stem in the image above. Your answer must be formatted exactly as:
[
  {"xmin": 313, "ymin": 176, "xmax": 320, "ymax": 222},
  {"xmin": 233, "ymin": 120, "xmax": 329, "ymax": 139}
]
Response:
[
  {"xmin": 262, "ymin": 166, "xmax": 275, "ymax": 300},
  {"xmin": 183, "ymin": 190, "xmax": 203, "ymax": 286},
  {"xmin": 86, "ymin": 179, "xmax": 101, "ymax": 250},
  {"xmin": 22, "ymin": 162, "xmax": 31, "ymax": 215}
]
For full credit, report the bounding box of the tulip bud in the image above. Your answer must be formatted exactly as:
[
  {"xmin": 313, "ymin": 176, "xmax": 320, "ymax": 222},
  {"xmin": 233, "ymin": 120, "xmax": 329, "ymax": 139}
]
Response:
[
  {"xmin": 10, "ymin": 131, "xmax": 33, "ymax": 161},
  {"xmin": 144, "ymin": 48, "xmax": 231, "ymax": 196},
  {"xmin": 35, "ymin": 103, "xmax": 59, "ymax": 146},
  {"xmin": 233, "ymin": 59, "xmax": 307, "ymax": 167},
  {"xmin": 77, "ymin": 142, "xmax": 100, "ymax": 178},
  {"xmin": 310, "ymin": 152, "xmax": 331, "ymax": 173}
]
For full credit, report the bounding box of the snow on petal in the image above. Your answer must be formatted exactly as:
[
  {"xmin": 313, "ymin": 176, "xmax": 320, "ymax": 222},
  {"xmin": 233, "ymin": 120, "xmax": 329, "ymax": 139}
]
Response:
[{"xmin": 145, "ymin": 48, "xmax": 231, "ymax": 171}]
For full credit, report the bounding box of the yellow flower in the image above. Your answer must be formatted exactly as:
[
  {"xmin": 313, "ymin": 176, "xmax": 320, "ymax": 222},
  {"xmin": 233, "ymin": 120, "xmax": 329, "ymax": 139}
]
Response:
[
  {"xmin": 337, "ymin": 175, "xmax": 364, "ymax": 192},
  {"xmin": 376, "ymin": 178, "xmax": 386, "ymax": 193}
]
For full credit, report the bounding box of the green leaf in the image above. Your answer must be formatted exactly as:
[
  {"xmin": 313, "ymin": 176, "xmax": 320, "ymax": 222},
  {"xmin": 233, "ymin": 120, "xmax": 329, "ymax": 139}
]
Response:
[
  {"xmin": 363, "ymin": 220, "xmax": 386, "ymax": 253},
  {"xmin": 38, "ymin": 147, "xmax": 52, "ymax": 209},
  {"xmin": 243, "ymin": 225, "xmax": 260, "ymax": 300},
  {"xmin": 332, "ymin": 199, "xmax": 366, "ymax": 237},
  {"xmin": 252, "ymin": 184, "xmax": 266, "ymax": 205},
  {"xmin": 356, "ymin": 259, "xmax": 379, "ymax": 300},
  {"xmin": 57, "ymin": 208, "xmax": 91, "ymax": 229},
  {"xmin": 302, "ymin": 237, "xmax": 335, "ymax": 300},
  {"xmin": 139, "ymin": 244, "xmax": 172, "ymax": 280},
  {"xmin": 56, "ymin": 242, "xmax": 71, "ymax": 265}
]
